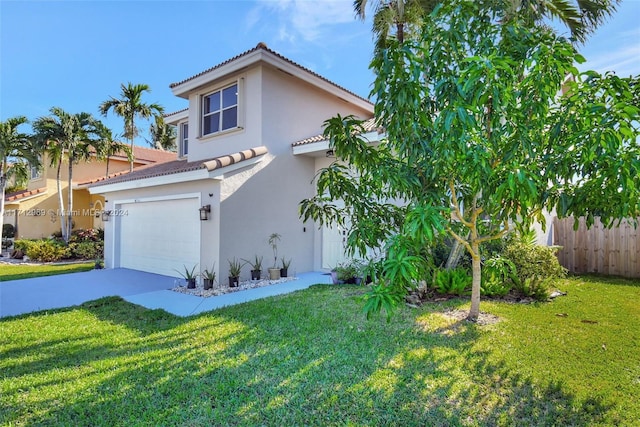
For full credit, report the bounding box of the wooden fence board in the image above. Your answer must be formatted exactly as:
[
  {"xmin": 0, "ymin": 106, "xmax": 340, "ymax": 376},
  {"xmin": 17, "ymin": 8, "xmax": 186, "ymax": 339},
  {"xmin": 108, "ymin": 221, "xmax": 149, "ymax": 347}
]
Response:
[{"xmin": 554, "ymin": 216, "xmax": 640, "ymax": 278}]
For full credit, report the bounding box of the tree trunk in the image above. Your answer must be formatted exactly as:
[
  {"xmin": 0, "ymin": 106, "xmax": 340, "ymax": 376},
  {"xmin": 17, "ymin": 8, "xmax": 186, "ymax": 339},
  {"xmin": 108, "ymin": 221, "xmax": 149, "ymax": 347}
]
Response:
[
  {"xmin": 0, "ymin": 160, "xmax": 6, "ymax": 248},
  {"xmin": 445, "ymin": 238, "xmax": 466, "ymax": 269},
  {"xmin": 66, "ymin": 158, "xmax": 73, "ymax": 242},
  {"xmin": 56, "ymin": 160, "xmax": 67, "ymax": 242},
  {"xmin": 468, "ymin": 241, "xmax": 481, "ymax": 321},
  {"xmin": 397, "ymin": 22, "xmax": 404, "ymax": 44},
  {"xmin": 129, "ymin": 138, "xmax": 134, "ymax": 172}
]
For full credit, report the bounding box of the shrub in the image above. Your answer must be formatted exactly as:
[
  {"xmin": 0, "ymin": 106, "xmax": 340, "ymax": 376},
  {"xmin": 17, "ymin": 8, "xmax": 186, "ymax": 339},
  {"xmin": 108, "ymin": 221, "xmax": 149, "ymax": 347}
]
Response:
[
  {"xmin": 25, "ymin": 240, "xmax": 69, "ymax": 262},
  {"xmin": 2, "ymin": 223, "xmax": 15, "ymax": 239},
  {"xmin": 481, "ymin": 256, "xmax": 517, "ymax": 297},
  {"xmin": 520, "ymin": 276, "xmax": 552, "ymax": 301},
  {"xmin": 434, "ymin": 268, "xmax": 471, "ymax": 296},
  {"xmin": 69, "ymin": 241, "xmax": 104, "ymax": 260},
  {"xmin": 503, "ymin": 240, "xmax": 567, "ymax": 282},
  {"xmin": 13, "ymin": 239, "xmax": 36, "ymax": 254},
  {"xmin": 69, "ymin": 228, "xmax": 103, "ymax": 243}
]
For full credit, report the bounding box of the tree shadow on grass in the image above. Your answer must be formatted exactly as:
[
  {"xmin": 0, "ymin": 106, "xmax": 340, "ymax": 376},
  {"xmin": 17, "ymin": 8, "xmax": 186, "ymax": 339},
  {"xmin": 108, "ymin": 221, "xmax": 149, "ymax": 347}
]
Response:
[{"xmin": 0, "ymin": 287, "xmax": 619, "ymax": 426}]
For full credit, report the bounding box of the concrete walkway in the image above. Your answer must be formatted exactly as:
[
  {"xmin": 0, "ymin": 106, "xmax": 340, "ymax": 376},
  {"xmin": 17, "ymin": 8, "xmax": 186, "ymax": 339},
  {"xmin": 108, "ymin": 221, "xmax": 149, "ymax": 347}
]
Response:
[{"xmin": 0, "ymin": 268, "xmax": 331, "ymax": 318}]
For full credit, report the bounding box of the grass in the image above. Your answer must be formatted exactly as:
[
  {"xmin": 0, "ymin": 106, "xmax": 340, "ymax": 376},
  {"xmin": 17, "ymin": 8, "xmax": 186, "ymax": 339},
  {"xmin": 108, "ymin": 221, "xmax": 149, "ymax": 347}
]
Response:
[
  {"xmin": 0, "ymin": 262, "xmax": 94, "ymax": 281},
  {"xmin": 1, "ymin": 275, "xmax": 638, "ymax": 426}
]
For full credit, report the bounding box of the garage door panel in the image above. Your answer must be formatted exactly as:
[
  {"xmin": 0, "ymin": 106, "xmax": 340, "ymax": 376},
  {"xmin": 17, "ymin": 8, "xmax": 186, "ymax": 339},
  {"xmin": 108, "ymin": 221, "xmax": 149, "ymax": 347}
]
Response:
[{"xmin": 118, "ymin": 198, "xmax": 200, "ymax": 277}]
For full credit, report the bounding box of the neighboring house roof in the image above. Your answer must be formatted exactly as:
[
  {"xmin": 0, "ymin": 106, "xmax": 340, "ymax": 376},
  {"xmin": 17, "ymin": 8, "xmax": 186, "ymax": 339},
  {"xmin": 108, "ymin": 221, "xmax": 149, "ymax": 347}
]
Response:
[
  {"xmin": 169, "ymin": 42, "xmax": 373, "ymax": 109},
  {"xmin": 291, "ymin": 118, "xmax": 381, "ymax": 147},
  {"xmin": 76, "ymin": 170, "xmax": 133, "ymax": 188},
  {"xmin": 106, "ymin": 145, "xmax": 178, "ymax": 164},
  {"xmin": 4, "ymin": 187, "xmax": 47, "ymax": 203},
  {"xmin": 89, "ymin": 147, "xmax": 268, "ymax": 188}
]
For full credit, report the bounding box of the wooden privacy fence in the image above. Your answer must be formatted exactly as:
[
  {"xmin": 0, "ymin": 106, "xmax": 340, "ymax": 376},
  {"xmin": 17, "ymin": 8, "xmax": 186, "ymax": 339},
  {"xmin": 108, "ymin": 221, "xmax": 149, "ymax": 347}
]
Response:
[{"xmin": 553, "ymin": 216, "xmax": 640, "ymax": 278}]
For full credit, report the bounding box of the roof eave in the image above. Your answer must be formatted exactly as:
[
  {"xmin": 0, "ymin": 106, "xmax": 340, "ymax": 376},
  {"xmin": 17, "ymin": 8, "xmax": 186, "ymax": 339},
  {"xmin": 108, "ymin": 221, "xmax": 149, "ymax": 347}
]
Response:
[
  {"xmin": 170, "ymin": 49, "xmax": 265, "ymax": 99},
  {"xmin": 170, "ymin": 49, "xmax": 373, "ymax": 113}
]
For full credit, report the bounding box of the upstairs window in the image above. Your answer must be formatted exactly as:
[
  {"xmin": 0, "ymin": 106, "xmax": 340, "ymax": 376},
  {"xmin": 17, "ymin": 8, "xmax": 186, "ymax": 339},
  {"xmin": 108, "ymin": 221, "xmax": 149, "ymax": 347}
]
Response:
[
  {"xmin": 180, "ymin": 122, "xmax": 189, "ymax": 157},
  {"xmin": 30, "ymin": 156, "xmax": 42, "ymax": 179},
  {"xmin": 202, "ymin": 83, "xmax": 238, "ymax": 136}
]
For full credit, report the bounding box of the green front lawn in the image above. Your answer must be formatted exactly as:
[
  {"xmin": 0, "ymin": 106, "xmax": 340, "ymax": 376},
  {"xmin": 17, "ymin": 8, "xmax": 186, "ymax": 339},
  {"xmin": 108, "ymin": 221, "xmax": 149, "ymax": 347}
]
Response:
[
  {"xmin": 1, "ymin": 275, "xmax": 638, "ymax": 426},
  {"xmin": 0, "ymin": 262, "xmax": 94, "ymax": 281}
]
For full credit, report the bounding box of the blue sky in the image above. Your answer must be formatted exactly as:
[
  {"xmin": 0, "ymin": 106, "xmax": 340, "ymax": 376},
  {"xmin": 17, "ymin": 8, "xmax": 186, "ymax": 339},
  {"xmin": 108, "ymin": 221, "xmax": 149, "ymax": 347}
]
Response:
[{"xmin": 1, "ymin": 0, "xmax": 638, "ymax": 144}]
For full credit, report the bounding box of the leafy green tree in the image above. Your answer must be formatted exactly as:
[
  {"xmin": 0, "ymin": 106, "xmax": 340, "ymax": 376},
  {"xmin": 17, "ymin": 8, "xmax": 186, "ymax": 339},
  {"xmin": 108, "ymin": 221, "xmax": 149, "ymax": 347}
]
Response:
[
  {"xmin": 33, "ymin": 108, "xmax": 101, "ymax": 242},
  {"xmin": 99, "ymin": 83, "xmax": 164, "ymax": 172},
  {"xmin": 147, "ymin": 115, "xmax": 177, "ymax": 152},
  {"xmin": 302, "ymin": 0, "xmax": 639, "ymax": 321},
  {"xmin": 0, "ymin": 116, "xmax": 40, "ymax": 242}
]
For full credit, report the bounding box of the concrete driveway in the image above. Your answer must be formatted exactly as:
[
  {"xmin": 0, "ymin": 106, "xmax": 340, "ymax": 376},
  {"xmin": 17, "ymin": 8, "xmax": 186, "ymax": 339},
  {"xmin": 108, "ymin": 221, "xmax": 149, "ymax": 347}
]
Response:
[
  {"xmin": 0, "ymin": 268, "xmax": 175, "ymax": 318},
  {"xmin": 0, "ymin": 269, "xmax": 332, "ymax": 318}
]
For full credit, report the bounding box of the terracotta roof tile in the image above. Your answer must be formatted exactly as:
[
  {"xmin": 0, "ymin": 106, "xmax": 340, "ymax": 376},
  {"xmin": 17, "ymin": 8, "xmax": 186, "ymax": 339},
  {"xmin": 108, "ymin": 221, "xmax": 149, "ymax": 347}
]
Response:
[
  {"xmin": 170, "ymin": 42, "xmax": 372, "ymax": 107},
  {"xmin": 89, "ymin": 146, "xmax": 268, "ymax": 188},
  {"xmin": 291, "ymin": 118, "xmax": 380, "ymax": 147},
  {"xmin": 4, "ymin": 187, "xmax": 46, "ymax": 202}
]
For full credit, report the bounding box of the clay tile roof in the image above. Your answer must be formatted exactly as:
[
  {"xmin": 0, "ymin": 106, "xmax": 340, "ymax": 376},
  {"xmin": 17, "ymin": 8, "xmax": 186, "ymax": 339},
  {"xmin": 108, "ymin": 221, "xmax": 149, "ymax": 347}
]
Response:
[
  {"xmin": 76, "ymin": 170, "xmax": 132, "ymax": 187},
  {"xmin": 4, "ymin": 187, "xmax": 46, "ymax": 202},
  {"xmin": 291, "ymin": 117, "xmax": 380, "ymax": 147},
  {"xmin": 89, "ymin": 146, "xmax": 268, "ymax": 188},
  {"xmin": 131, "ymin": 146, "xmax": 178, "ymax": 163},
  {"xmin": 170, "ymin": 42, "xmax": 372, "ymax": 106},
  {"xmin": 105, "ymin": 146, "xmax": 177, "ymax": 164}
]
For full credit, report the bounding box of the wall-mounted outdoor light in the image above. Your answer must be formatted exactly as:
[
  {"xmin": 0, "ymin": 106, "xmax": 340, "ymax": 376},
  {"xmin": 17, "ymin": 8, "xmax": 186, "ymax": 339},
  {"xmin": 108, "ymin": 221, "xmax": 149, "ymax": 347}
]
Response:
[
  {"xmin": 199, "ymin": 204, "xmax": 211, "ymax": 221},
  {"xmin": 101, "ymin": 210, "xmax": 112, "ymax": 222},
  {"xmin": 326, "ymin": 149, "xmax": 334, "ymax": 158}
]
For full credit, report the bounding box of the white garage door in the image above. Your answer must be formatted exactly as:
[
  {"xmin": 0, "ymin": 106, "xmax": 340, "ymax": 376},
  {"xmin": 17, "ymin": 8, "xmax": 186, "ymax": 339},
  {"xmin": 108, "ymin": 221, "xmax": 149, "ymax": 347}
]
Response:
[{"xmin": 118, "ymin": 198, "xmax": 200, "ymax": 278}]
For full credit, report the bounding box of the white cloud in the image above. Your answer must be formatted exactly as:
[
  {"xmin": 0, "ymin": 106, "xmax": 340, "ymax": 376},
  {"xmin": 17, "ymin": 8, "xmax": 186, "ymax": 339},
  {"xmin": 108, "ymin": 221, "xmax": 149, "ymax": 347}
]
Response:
[
  {"xmin": 251, "ymin": 0, "xmax": 358, "ymax": 43},
  {"xmin": 580, "ymin": 34, "xmax": 640, "ymax": 77}
]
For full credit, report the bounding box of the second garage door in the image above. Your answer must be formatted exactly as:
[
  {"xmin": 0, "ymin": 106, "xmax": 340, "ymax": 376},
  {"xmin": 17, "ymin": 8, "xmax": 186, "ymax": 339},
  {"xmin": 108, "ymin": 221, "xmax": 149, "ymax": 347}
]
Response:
[{"xmin": 117, "ymin": 197, "xmax": 200, "ymax": 278}]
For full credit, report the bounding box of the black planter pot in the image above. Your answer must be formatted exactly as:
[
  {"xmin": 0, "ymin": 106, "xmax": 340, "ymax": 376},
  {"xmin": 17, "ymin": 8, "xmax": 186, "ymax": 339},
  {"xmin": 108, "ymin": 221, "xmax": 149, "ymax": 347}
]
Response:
[
  {"xmin": 280, "ymin": 268, "xmax": 288, "ymax": 278},
  {"xmin": 186, "ymin": 278, "xmax": 196, "ymax": 289},
  {"xmin": 251, "ymin": 270, "xmax": 261, "ymax": 280},
  {"xmin": 203, "ymin": 279, "xmax": 214, "ymax": 290},
  {"xmin": 229, "ymin": 276, "xmax": 239, "ymax": 287}
]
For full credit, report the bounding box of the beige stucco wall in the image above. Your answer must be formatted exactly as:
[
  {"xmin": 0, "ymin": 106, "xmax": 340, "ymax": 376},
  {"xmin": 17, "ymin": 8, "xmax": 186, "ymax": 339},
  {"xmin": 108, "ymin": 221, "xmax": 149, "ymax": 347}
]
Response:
[
  {"xmin": 5, "ymin": 154, "xmax": 132, "ymax": 239},
  {"xmin": 186, "ymin": 67, "xmax": 263, "ymax": 162},
  {"xmin": 218, "ymin": 154, "xmax": 316, "ymax": 281}
]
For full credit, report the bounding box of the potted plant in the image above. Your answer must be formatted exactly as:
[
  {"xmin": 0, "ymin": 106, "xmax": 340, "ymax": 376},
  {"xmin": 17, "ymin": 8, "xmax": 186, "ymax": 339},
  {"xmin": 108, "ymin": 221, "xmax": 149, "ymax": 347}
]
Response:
[
  {"xmin": 243, "ymin": 255, "xmax": 263, "ymax": 281},
  {"xmin": 202, "ymin": 264, "xmax": 216, "ymax": 290},
  {"xmin": 176, "ymin": 264, "xmax": 198, "ymax": 289},
  {"xmin": 330, "ymin": 266, "xmax": 339, "ymax": 284},
  {"xmin": 280, "ymin": 257, "xmax": 291, "ymax": 278},
  {"xmin": 228, "ymin": 258, "xmax": 243, "ymax": 287},
  {"xmin": 267, "ymin": 233, "xmax": 281, "ymax": 280},
  {"xmin": 336, "ymin": 261, "xmax": 357, "ymax": 284}
]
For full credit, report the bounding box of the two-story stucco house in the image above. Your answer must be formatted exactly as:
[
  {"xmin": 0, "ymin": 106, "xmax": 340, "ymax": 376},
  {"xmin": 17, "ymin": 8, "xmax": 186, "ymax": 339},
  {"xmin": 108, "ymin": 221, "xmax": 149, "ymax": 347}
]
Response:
[
  {"xmin": 4, "ymin": 146, "xmax": 176, "ymax": 239},
  {"xmin": 89, "ymin": 43, "xmax": 380, "ymax": 280}
]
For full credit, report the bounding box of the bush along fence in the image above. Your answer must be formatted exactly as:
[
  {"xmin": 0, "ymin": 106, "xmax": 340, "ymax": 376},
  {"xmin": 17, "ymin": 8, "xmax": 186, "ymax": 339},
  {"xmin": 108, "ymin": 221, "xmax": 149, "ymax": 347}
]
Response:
[{"xmin": 554, "ymin": 216, "xmax": 640, "ymax": 278}]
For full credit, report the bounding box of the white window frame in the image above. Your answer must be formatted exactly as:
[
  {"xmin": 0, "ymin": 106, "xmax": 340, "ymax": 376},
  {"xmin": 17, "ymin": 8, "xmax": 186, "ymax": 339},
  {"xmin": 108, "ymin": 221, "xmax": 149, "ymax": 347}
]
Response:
[
  {"xmin": 201, "ymin": 82, "xmax": 239, "ymax": 137},
  {"xmin": 180, "ymin": 122, "xmax": 189, "ymax": 157}
]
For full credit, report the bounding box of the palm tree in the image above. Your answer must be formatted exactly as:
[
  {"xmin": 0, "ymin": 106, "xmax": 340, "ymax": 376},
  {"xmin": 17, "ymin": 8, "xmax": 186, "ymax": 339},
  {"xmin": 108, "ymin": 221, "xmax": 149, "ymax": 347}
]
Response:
[
  {"xmin": 355, "ymin": 0, "xmax": 620, "ymax": 47},
  {"xmin": 33, "ymin": 108, "xmax": 98, "ymax": 242},
  {"xmin": 93, "ymin": 122, "xmax": 130, "ymax": 178},
  {"xmin": 0, "ymin": 116, "xmax": 39, "ymax": 242},
  {"xmin": 99, "ymin": 83, "xmax": 164, "ymax": 172},
  {"xmin": 147, "ymin": 115, "xmax": 177, "ymax": 152},
  {"xmin": 511, "ymin": 0, "xmax": 621, "ymax": 44},
  {"xmin": 354, "ymin": 0, "xmax": 435, "ymax": 48}
]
